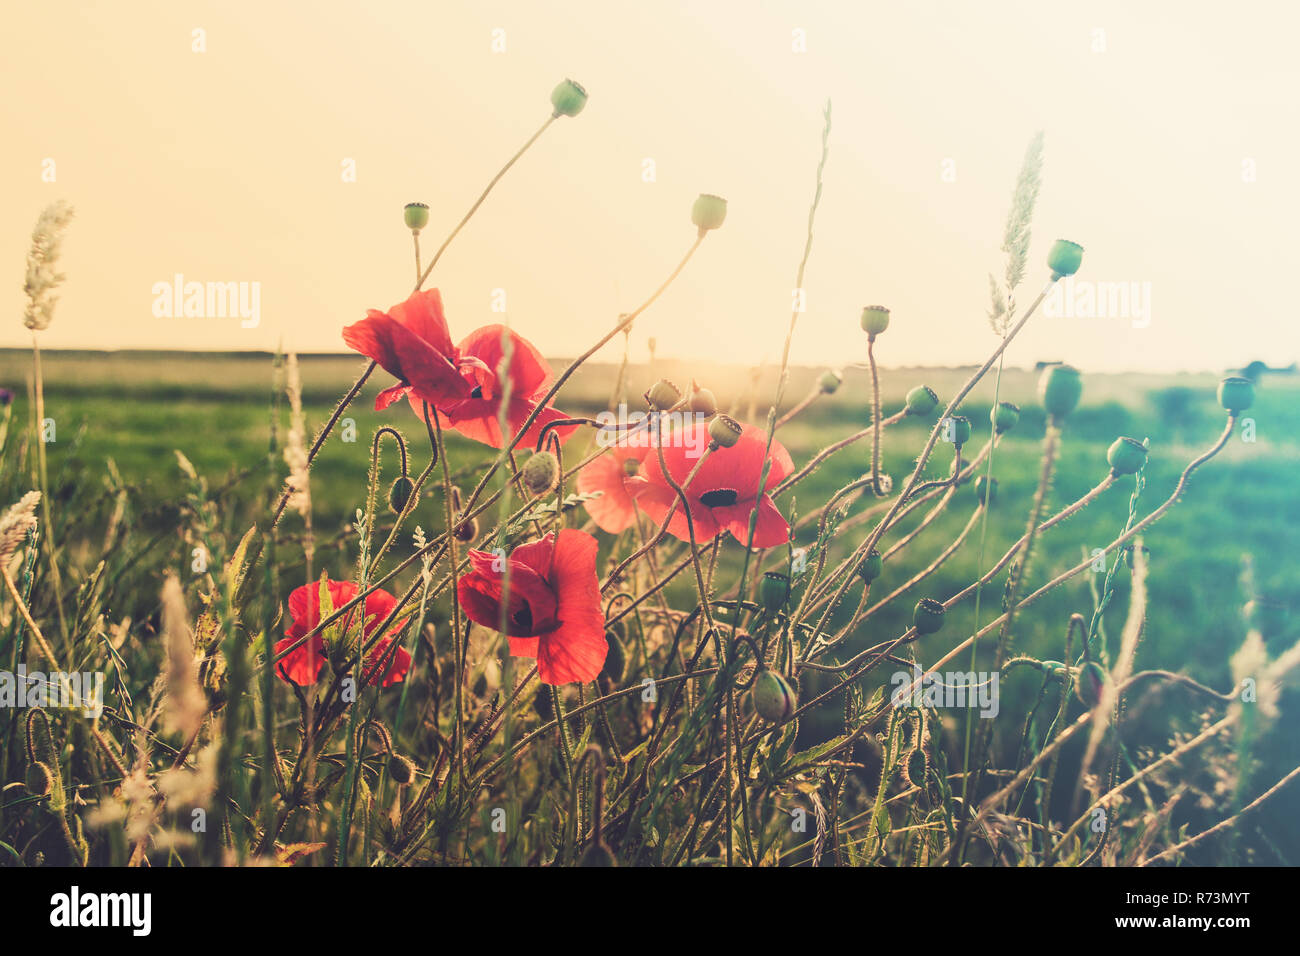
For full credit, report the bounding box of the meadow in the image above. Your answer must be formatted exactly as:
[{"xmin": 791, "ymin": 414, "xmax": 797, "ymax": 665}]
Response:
[{"xmin": 2, "ymin": 347, "xmax": 1296, "ymax": 865}]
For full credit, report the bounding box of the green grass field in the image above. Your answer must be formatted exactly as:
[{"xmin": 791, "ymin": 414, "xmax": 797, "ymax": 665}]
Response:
[{"xmin": 3, "ymin": 349, "xmax": 1298, "ymax": 862}]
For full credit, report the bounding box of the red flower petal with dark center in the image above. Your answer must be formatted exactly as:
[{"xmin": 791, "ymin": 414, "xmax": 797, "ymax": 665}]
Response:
[
  {"xmin": 456, "ymin": 530, "xmax": 607, "ymax": 684},
  {"xmin": 342, "ymin": 289, "xmax": 474, "ymax": 411},
  {"xmin": 276, "ymin": 576, "xmax": 411, "ymax": 686},
  {"xmin": 638, "ymin": 421, "xmax": 793, "ymax": 549}
]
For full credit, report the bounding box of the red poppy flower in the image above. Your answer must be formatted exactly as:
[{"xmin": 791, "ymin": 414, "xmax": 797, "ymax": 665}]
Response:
[
  {"xmin": 456, "ymin": 529, "xmax": 606, "ymax": 685},
  {"xmin": 342, "ymin": 289, "xmax": 486, "ymax": 411},
  {"xmin": 424, "ymin": 324, "xmax": 578, "ymax": 450},
  {"xmin": 577, "ymin": 442, "xmax": 651, "ymax": 533},
  {"xmin": 633, "ymin": 420, "xmax": 794, "ymax": 549},
  {"xmin": 274, "ymin": 577, "xmax": 412, "ymax": 687}
]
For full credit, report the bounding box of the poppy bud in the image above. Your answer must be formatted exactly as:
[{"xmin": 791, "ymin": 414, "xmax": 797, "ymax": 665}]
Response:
[
  {"xmin": 992, "ymin": 401, "xmax": 1020, "ymax": 435},
  {"xmin": 1217, "ymin": 376, "xmax": 1254, "ymax": 414},
  {"xmin": 708, "ymin": 414, "xmax": 743, "ymax": 448},
  {"xmin": 26, "ymin": 762, "xmax": 54, "ymax": 797},
  {"xmin": 860, "ymin": 305, "xmax": 890, "ymax": 338},
  {"xmin": 578, "ymin": 842, "xmax": 617, "ymax": 867},
  {"xmin": 1047, "ymin": 239, "xmax": 1084, "ymax": 279},
  {"xmin": 601, "ymin": 631, "xmax": 626, "ymax": 683},
  {"xmin": 550, "ymin": 78, "xmax": 588, "ymax": 117},
  {"xmin": 691, "ymin": 194, "xmax": 728, "ymax": 234},
  {"xmin": 1107, "ymin": 436, "xmax": 1148, "ymax": 477},
  {"xmin": 387, "ymin": 754, "xmax": 416, "ymax": 785},
  {"xmin": 912, "ymin": 598, "xmax": 946, "ymax": 635},
  {"xmin": 388, "ymin": 476, "xmax": 415, "ymax": 514},
  {"xmin": 533, "ymin": 688, "xmax": 554, "ymax": 721},
  {"xmin": 690, "ymin": 385, "xmax": 717, "ymax": 416},
  {"xmin": 1075, "ymin": 661, "xmax": 1107, "ymax": 708},
  {"xmin": 621, "ymin": 457, "xmax": 640, "ymax": 478},
  {"xmin": 857, "ymin": 548, "xmax": 883, "ymax": 583},
  {"xmin": 975, "ymin": 476, "xmax": 997, "ymax": 506},
  {"xmin": 644, "ymin": 379, "xmax": 681, "ymax": 411},
  {"xmin": 522, "ymin": 451, "xmax": 560, "ymax": 496},
  {"xmin": 760, "ymin": 572, "xmax": 790, "ymax": 613},
  {"xmin": 454, "ymin": 514, "xmax": 479, "ymax": 542},
  {"xmin": 751, "ymin": 669, "xmax": 797, "ymax": 722},
  {"xmin": 1039, "ymin": 364, "xmax": 1082, "ymax": 422},
  {"xmin": 403, "ymin": 202, "xmax": 429, "ymax": 233},
  {"xmin": 946, "ymin": 415, "xmax": 972, "ymax": 447},
  {"xmin": 905, "ymin": 385, "xmax": 939, "ymax": 417},
  {"xmin": 818, "ymin": 369, "xmax": 843, "ymax": 394}
]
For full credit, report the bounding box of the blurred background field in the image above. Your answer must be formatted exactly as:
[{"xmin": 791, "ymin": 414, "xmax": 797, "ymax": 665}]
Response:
[{"xmin": 3, "ymin": 348, "xmax": 1298, "ymax": 860}]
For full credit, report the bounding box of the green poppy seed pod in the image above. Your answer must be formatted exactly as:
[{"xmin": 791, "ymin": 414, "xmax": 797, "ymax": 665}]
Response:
[
  {"xmin": 1075, "ymin": 661, "xmax": 1108, "ymax": 708},
  {"xmin": 522, "ymin": 450, "xmax": 560, "ymax": 496},
  {"xmin": 857, "ymin": 548, "xmax": 883, "ymax": 583},
  {"xmin": 387, "ymin": 754, "xmax": 416, "ymax": 786},
  {"xmin": 602, "ymin": 631, "xmax": 626, "ymax": 683},
  {"xmin": 691, "ymin": 194, "xmax": 728, "ymax": 234},
  {"xmin": 550, "ymin": 78, "xmax": 588, "ymax": 117},
  {"xmin": 818, "ymin": 369, "xmax": 843, "ymax": 394},
  {"xmin": 578, "ymin": 842, "xmax": 617, "ymax": 867},
  {"xmin": 975, "ymin": 475, "xmax": 997, "ymax": 506},
  {"xmin": 905, "ymin": 385, "xmax": 939, "ymax": 417},
  {"xmin": 690, "ymin": 385, "xmax": 717, "ymax": 416},
  {"xmin": 388, "ymin": 475, "xmax": 415, "ymax": 514},
  {"xmin": 403, "ymin": 202, "xmax": 429, "ymax": 233},
  {"xmin": 1107, "ymin": 436, "xmax": 1148, "ymax": 477},
  {"xmin": 1047, "ymin": 239, "xmax": 1084, "ymax": 279},
  {"xmin": 860, "ymin": 305, "xmax": 890, "ymax": 338},
  {"xmin": 947, "ymin": 415, "xmax": 972, "ymax": 447},
  {"xmin": 1039, "ymin": 364, "xmax": 1082, "ymax": 421},
  {"xmin": 708, "ymin": 414, "xmax": 743, "ymax": 448},
  {"xmin": 760, "ymin": 572, "xmax": 791, "ymax": 613},
  {"xmin": 912, "ymin": 598, "xmax": 946, "ymax": 635},
  {"xmin": 751, "ymin": 669, "xmax": 797, "ymax": 722},
  {"xmin": 1217, "ymin": 376, "xmax": 1254, "ymax": 414},
  {"xmin": 992, "ymin": 401, "xmax": 1021, "ymax": 435},
  {"xmin": 644, "ymin": 378, "xmax": 681, "ymax": 411}
]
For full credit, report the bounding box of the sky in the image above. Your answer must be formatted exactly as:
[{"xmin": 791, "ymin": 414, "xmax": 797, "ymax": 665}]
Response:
[{"xmin": 2, "ymin": 0, "xmax": 1297, "ymax": 373}]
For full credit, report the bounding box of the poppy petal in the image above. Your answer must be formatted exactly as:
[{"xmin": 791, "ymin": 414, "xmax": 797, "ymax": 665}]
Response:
[{"xmin": 536, "ymin": 530, "xmax": 607, "ymax": 684}]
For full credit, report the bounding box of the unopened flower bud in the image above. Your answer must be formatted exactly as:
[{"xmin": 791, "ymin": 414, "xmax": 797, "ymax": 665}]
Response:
[
  {"xmin": 975, "ymin": 476, "xmax": 997, "ymax": 506},
  {"xmin": 388, "ymin": 475, "xmax": 415, "ymax": 514},
  {"xmin": 708, "ymin": 414, "xmax": 743, "ymax": 448},
  {"xmin": 578, "ymin": 842, "xmax": 617, "ymax": 867},
  {"xmin": 992, "ymin": 401, "xmax": 1020, "ymax": 435},
  {"xmin": 1217, "ymin": 376, "xmax": 1254, "ymax": 414},
  {"xmin": 691, "ymin": 193, "xmax": 727, "ymax": 234},
  {"xmin": 403, "ymin": 202, "xmax": 429, "ymax": 233},
  {"xmin": 644, "ymin": 379, "xmax": 681, "ymax": 411},
  {"xmin": 1075, "ymin": 661, "xmax": 1107, "ymax": 708},
  {"xmin": 818, "ymin": 369, "xmax": 843, "ymax": 394},
  {"xmin": 912, "ymin": 598, "xmax": 946, "ymax": 635},
  {"xmin": 760, "ymin": 572, "xmax": 790, "ymax": 613},
  {"xmin": 860, "ymin": 305, "xmax": 890, "ymax": 338},
  {"xmin": 751, "ymin": 669, "xmax": 797, "ymax": 722},
  {"xmin": 1047, "ymin": 239, "xmax": 1084, "ymax": 279},
  {"xmin": 905, "ymin": 385, "xmax": 939, "ymax": 417},
  {"xmin": 522, "ymin": 451, "xmax": 560, "ymax": 496},
  {"xmin": 387, "ymin": 754, "xmax": 416, "ymax": 785},
  {"xmin": 1039, "ymin": 364, "xmax": 1082, "ymax": 422},
  {"xmin": 1107, "ymin": 436, "xmax": 1148, "ymax": 477},
  {"xmin": 454, "ymin": 514, "xmax": 478, "ymax": 542},
  {"xmin": 550, "ymin": 78, "xmax": 588, "ymax": 117},
  {"xmin": 690, "ymin": 384, "xmax": 717, "ymax": 416}
]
